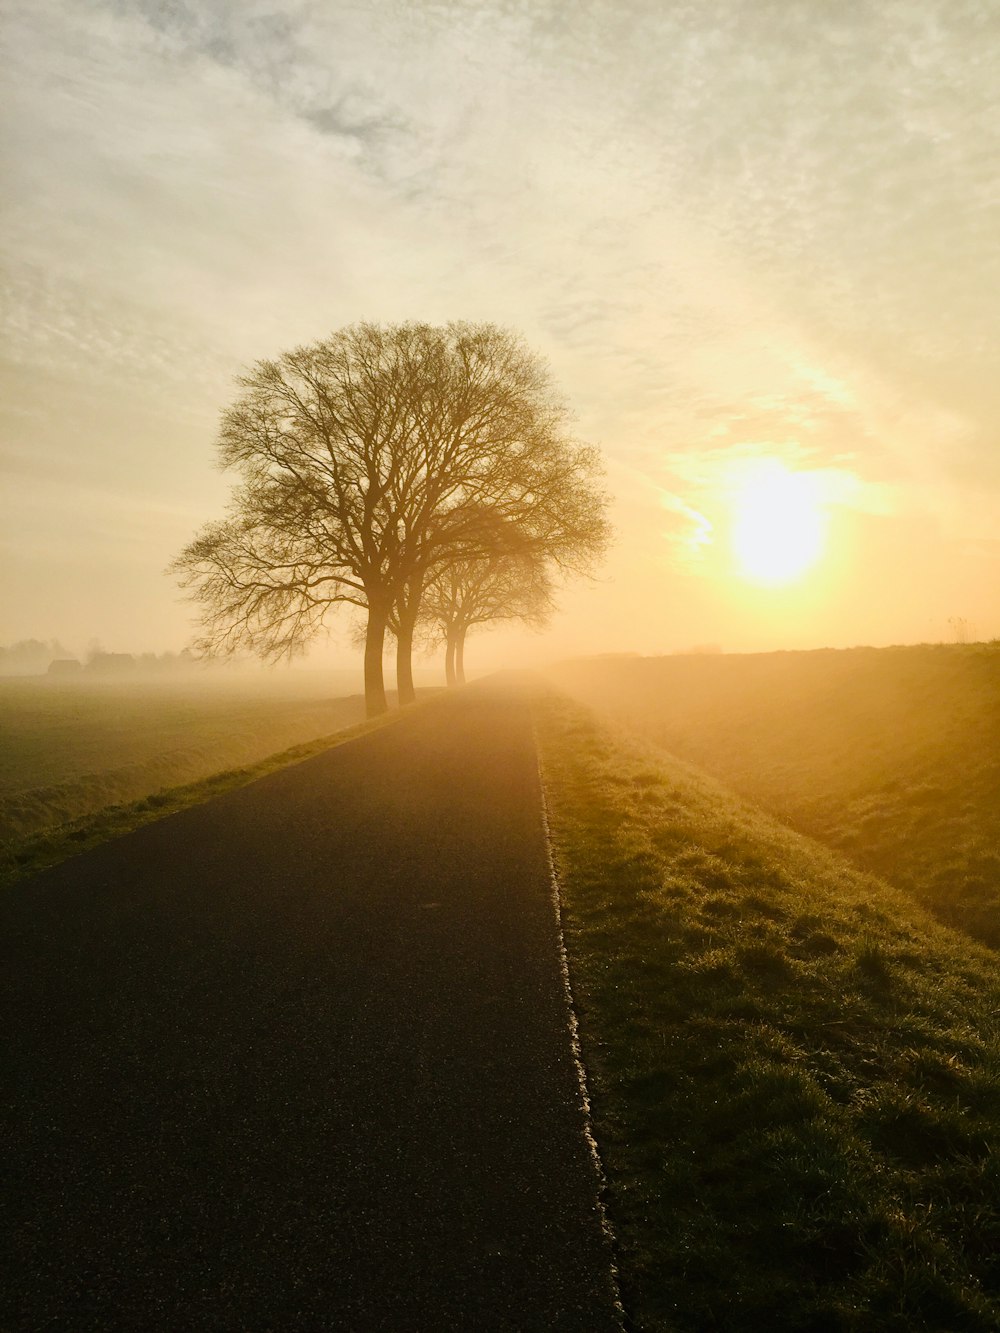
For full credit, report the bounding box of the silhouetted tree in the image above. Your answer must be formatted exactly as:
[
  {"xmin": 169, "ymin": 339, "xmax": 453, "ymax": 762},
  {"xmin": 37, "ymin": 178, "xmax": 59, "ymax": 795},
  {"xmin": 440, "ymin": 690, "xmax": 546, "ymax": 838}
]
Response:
[
  {"xmin": 172, "ymin": 322, "xmax": 610, "ymax": 716},
  {"xmin": 0, "ymin": 639, "xmax": 71, "ymax": 676},
  {"xmin": 421, "ymin": 554, "xmax": 555, "ymax": 685}
]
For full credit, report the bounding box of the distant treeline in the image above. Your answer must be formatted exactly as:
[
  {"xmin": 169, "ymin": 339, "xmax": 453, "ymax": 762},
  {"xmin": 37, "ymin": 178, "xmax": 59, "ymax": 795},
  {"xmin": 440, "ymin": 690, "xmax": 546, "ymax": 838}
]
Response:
[{"xmin": 0, "ymin": 640, "xmax": 196, "ymax": 677}]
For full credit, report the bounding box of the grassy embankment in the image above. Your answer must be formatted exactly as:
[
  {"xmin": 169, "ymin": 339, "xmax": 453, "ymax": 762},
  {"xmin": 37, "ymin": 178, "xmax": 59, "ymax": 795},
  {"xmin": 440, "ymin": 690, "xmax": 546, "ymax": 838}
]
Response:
[
  {"xmin": 0, "ymin": 676, "xmax": 410, "ymax": 885},
  {"xmin": 535, "ymin": 688, "xmax": 1000, "ymax": 1332},
  {"xmin": 548, "ymin": 645, "xmax": 1000, "ymax": 947}
]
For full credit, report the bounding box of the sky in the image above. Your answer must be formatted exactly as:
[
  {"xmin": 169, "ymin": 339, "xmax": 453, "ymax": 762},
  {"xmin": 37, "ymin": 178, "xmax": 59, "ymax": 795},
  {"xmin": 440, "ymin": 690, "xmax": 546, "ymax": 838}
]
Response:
[{"xmin": 2, "ymin": 0, "xmax": 999, "ymax": 674}]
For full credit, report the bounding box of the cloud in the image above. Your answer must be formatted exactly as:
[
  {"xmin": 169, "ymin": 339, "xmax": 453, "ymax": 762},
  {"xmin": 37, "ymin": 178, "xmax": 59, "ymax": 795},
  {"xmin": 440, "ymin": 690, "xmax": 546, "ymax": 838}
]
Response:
[
  {"xmin": 2, "ymin": 0, "xmax": 999, "ymax": 649},
  {"xmin": 660, "ymin": 493, "xmax": 714, "ymax": 567}
]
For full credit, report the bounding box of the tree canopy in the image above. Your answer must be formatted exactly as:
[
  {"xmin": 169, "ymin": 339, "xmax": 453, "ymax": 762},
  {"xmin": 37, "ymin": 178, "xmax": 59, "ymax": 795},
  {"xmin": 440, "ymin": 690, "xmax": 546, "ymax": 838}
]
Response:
[{"xmin": 172, "ymin": 321, "xmax": 610, "ymax": 714}]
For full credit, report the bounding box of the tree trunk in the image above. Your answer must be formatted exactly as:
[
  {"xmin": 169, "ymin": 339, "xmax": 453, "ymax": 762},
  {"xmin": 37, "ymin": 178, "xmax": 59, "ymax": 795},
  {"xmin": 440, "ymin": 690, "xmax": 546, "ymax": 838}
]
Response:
[
  {"xmin": 455, "ymin": 627, "xmax": 467, "ymax": 685},
  {"xmin": 445, "ymin": 632, "xmax": 457, "ymax": 686},
  {"xmin": 395, "ymin": 610, "xmax": 417, "ymax": 707},
  {"xmin": 363, "ymin": 601, "xmax": 389, "ymax": 717}
]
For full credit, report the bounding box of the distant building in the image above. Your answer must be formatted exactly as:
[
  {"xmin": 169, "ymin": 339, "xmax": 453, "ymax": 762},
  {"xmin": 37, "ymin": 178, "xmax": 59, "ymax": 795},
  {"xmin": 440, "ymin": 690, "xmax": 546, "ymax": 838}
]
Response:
[{"xmin": 47, "ymin": 658, "xmax": 82, "ymax": 675}]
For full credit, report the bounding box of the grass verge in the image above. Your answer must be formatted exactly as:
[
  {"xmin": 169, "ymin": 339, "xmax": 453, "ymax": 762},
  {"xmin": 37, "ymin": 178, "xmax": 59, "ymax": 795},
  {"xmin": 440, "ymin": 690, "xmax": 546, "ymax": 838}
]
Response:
[
  {"xmin": 547, "ymin": 645, "xmax": 1000, "ymax": 949},
  {"xmin": 535, "ymin": 688, "xmax": 1000, "ymax": 1332},
  {"xmin": 1, "ymin": 708, "xmax": 404, "ymax": 890}
]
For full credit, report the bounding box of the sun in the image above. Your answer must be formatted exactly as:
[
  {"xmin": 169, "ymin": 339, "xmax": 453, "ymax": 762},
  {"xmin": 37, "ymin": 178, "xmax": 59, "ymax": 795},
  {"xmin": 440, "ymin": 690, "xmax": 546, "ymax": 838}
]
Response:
[{"xmin": 730, "ymin": 462, "xmax": 826, "ymax": 585}]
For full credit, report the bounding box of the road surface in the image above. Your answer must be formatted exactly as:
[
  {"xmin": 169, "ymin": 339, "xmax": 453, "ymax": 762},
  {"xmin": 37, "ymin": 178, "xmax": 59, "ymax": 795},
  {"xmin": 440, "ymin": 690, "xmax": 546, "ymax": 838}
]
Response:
[{"xmin": 2, "ymin": 681, "xmax": 621, "ymax": 1331}]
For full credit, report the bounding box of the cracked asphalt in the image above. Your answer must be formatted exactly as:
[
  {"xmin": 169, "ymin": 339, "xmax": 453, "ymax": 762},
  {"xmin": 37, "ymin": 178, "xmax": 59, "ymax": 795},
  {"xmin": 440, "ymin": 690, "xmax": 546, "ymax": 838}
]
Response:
[{"xmin": 1, "ymin": 681, "xmax": 621, "ymax": 1331}]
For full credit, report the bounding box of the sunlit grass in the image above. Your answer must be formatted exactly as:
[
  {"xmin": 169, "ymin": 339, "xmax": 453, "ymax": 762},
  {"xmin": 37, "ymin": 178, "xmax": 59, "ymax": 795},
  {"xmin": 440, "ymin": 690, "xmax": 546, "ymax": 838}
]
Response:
[
  {"xmin": 535, "ymin": 688, "xmax": 1000, "ymax": 1331},
  {"xmin": 0, "ymin": 677, "xmax": 369, "ymax": 844},
  {"xmin": 548, "ymin": 644, "xmax": 1000, "ymax": 949},
  {"xmin": 0, "ymin": 708, "xmax": 403, "ymax": 888}
]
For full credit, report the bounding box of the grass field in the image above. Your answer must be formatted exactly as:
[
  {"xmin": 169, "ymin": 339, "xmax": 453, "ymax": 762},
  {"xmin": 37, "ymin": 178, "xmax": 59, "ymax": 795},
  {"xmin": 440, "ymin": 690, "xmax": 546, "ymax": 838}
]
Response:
[
  {"xmin": 0, "ymin": 705, "xmax": 406, "ymax": 889},
  {"xmin": 0, "ymin": 674, "xmax": 370, "ymax": 847},
  {"xmin": 535, "ymin": 687, "xmax": 1000, "ymax": 1330},
  {"xmin": 547, "ymin": 645, "xmax": 1000, "ymax": 948},
  {"xmin": 7, "ymin": 663, "xmax": 997, "ymax": 1326}
]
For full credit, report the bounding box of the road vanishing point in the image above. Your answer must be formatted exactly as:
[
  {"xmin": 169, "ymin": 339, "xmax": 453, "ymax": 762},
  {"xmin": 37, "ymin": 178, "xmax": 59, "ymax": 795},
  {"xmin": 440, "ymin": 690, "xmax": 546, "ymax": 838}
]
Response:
[{"xmin": 2, "ymin": 680, "xmax": 622, "ymax": 1331}]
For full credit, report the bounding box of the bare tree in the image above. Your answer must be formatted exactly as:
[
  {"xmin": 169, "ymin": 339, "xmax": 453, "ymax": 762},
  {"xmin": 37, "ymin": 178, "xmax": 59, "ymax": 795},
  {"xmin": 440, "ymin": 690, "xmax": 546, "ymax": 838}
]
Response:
[
  {"xmin": 421, "ymin": 554, "xmax": 555, "ymax": 685},
  {"xmin": 171, "ymin": 321, "xmax": 610, "ymax": 716}
]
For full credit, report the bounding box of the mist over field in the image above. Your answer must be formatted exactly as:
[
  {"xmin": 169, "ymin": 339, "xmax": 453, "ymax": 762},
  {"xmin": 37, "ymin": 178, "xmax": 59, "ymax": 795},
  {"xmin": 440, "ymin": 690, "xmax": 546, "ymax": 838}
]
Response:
[
  {"xmin": 548, "ymin": 643, "xmax": 1000, "ymax": 941},
  {"xmin": 0, "ymin": 672, "xmax": 363, "ymax": 841},
  {"xmin": 3, "ymin": 2, "xmax": 1000, "ymax": 1329}
]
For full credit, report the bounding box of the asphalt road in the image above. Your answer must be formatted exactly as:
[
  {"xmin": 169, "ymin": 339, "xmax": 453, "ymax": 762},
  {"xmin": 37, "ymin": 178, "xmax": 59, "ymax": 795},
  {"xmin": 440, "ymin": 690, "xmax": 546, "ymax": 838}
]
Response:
[{"xmin": 1, "ymin": 682, "xmax": 621, "ymax": 1331}]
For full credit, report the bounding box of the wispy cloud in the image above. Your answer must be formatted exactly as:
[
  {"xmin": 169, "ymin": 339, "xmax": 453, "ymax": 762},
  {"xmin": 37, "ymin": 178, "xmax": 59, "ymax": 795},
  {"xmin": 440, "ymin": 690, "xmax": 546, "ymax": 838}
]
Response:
[{"xmin": 2, "ymin": 0, "xmax": 998, "ymax": 648}]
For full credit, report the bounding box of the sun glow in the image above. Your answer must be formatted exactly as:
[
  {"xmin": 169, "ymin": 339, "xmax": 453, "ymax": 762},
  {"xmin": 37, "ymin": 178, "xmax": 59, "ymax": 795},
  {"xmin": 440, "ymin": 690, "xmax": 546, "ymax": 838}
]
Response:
[{"xmin": 731, "ymin": 462, "xmax": 827, "ymax": 585}]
